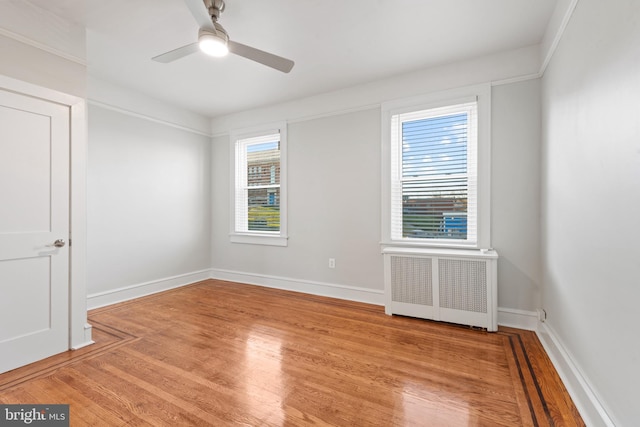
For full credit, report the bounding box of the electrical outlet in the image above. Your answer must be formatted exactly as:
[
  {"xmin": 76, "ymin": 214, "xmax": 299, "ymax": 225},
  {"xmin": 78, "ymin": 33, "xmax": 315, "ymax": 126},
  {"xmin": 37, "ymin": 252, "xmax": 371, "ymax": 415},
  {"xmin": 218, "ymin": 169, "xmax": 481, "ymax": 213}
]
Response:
[
  {"xmin": 537, "ymin": 308, "xmax": 547, "ymax": 322},
  {"xmin": 328, "ymin": 258, "xmax": 335, "ymax": 268}
]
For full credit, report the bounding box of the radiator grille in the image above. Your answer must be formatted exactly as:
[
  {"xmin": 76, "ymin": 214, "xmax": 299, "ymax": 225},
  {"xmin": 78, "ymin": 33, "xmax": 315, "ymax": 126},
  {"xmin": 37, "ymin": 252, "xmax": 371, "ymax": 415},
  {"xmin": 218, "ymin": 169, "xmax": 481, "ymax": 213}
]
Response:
[
  {"xmin": 390, "ymin": 256, "xmax": 433, "ymax": 306},
  {"xmin": 384, "ymin": 249, "xmax": 497, "ymax": 330},
  {"xmin": 438, "ymin": 258, "xmax": 487, "ymax": 313}
]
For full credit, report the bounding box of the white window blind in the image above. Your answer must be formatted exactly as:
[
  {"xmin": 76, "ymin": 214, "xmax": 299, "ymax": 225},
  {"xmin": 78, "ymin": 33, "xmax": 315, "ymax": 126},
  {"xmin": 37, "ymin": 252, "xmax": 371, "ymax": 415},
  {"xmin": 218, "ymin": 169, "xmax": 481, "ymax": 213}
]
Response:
[
  {"xmin": 234, "ymin": 133, "xmax": 281, "ymax": 234},
  {"xmin": 390, "ymin": 101, "xmax": 478, "ymax": 244}
]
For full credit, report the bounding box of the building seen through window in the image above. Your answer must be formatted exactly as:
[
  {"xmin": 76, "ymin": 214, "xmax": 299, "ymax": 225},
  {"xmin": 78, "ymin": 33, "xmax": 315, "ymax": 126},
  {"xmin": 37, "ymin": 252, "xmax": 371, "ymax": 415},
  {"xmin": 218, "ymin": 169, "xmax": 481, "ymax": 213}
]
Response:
[
  {"xmin": 401, "ymin": 112, "xmax": 469, "ymax": 239},
  {"xmin": 246, "ymin": 141, "xmax": 280, "ymax": 231}
]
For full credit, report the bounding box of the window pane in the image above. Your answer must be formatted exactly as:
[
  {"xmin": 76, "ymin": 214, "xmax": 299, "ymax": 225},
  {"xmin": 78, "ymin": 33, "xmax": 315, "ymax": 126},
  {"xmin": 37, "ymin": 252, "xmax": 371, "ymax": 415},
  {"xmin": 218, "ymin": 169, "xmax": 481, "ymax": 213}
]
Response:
[
  {"xmin": 247, "ymin": 141, "xmax": 280, "ymax": 187},
  {"xmin": 248, "ymin": 188, "xmax": 280, "ymax": 231},
  {"xmin": 232, "ymin": 126, "xmax": 287, "ymax": 244},
  {"xmin": 401, "ymin": 112, "xmax": 468, "ymax": 240}
]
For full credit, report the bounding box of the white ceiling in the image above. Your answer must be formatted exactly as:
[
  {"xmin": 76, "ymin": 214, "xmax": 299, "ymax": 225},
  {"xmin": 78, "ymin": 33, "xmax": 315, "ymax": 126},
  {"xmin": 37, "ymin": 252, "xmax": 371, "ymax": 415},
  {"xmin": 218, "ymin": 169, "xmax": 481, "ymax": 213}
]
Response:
[{"xmin": 9, "ymin": 0, "xmax": 557, "ymax": 118}]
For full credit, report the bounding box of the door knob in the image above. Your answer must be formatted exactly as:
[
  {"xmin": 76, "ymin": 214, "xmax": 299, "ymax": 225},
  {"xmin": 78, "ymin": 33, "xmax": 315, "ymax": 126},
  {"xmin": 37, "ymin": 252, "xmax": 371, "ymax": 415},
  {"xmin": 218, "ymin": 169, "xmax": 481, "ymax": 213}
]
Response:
[{"xmin": 53, "ymin": 239, "xmax": 66, "ymax": 248}]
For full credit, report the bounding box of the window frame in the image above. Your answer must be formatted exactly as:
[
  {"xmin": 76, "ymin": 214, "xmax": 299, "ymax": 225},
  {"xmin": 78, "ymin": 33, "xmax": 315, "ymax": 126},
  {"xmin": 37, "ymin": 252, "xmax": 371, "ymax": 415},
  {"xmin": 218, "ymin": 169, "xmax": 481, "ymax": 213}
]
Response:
[
  {"xmin": 229, "ymin": 122, "xmax": 288, "ymax": 246},
  {"xmin": 381, "ymin": 84, "xmax": 491, "ymax": 250}
]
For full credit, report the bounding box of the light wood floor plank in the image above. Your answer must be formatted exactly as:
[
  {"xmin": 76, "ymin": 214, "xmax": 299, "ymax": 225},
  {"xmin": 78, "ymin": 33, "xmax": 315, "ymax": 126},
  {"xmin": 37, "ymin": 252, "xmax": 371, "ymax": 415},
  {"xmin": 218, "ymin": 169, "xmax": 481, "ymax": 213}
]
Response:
[{"xmin": 0, "ymin": 279, "xmax": 584, "ymax": 426}]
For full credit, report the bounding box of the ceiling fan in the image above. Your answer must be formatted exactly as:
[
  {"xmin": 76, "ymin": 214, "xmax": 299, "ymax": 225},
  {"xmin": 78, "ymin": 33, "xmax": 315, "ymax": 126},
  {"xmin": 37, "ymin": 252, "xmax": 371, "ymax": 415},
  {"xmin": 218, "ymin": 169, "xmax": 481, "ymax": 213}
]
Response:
[{"xmin": 152, "ymin": 0, "xmax": 294, "ymax": 73}]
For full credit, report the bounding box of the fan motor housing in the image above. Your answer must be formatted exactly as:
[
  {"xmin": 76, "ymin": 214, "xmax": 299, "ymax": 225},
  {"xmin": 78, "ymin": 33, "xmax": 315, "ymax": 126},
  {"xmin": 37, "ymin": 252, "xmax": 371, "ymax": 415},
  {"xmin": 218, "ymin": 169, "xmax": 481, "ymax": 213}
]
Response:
[{"xmin": 206, "ymin": 0, "xmax": 225, "ymax": 21}]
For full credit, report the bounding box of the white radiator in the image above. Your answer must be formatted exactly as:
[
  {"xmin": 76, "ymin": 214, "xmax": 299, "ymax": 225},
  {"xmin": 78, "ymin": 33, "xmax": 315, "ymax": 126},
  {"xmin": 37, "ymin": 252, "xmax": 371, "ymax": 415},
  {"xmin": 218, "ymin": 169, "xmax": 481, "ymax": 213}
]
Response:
[{"xmin": 383, "ymin": 247, "xmax": 498, "ymax": 331}]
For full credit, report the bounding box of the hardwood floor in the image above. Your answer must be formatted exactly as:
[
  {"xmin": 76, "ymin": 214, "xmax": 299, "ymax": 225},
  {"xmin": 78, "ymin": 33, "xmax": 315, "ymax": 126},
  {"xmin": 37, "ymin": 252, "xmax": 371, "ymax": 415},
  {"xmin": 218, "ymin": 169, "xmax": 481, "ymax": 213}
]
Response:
[{"xmin": 0, "ymin": 280, "xmax": 584, "ymax": 426}]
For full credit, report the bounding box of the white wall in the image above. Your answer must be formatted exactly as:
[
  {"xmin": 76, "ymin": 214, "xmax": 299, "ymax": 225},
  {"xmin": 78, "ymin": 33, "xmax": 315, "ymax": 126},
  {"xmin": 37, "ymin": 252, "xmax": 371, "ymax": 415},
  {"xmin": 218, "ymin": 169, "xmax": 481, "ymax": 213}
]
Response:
[
  {"xmin": 211, "ymin": 108, "xmax": 383, "ymax": 301},
  {"xmin": 89, "ymin": 75, "xmax": 211, "ymax": 136},
  {"xmin": 210, "ymin": 54, "xmax": 544, "ymax": 313},
  {"xmin": 541, "ymin": 0, "xmax": 640, "ymax": 425},
  {"xmin": 492, "ymin": 80, "xmax": 542, "ymax": 312},
  {"xmin": 87, "ymin": 105, "xmax": 212, "ymax": 305}
]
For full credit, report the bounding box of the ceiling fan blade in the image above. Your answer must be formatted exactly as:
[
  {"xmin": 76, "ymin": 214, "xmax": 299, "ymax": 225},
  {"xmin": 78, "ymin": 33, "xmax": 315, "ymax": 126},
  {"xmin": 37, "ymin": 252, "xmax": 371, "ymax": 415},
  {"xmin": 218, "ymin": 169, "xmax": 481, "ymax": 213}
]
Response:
[
  {"xmin": 152, "ymin": 42, "xmax": 200, "ymax": 63},
  {"xmin": 228, "ymin": 40, "xmax": 294, "ymax": 73},
  {"xmin": 183, "ymin": 0, "xmax": 215, "ymax": 31}
]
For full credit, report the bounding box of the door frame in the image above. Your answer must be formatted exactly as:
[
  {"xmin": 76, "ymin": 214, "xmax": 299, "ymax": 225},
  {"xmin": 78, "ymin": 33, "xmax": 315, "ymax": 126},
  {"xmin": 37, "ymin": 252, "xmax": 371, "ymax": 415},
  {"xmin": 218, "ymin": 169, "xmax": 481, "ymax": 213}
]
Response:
[{"xmin": 0, "ymin": 74, "xmax": 92, "ymax": 350}]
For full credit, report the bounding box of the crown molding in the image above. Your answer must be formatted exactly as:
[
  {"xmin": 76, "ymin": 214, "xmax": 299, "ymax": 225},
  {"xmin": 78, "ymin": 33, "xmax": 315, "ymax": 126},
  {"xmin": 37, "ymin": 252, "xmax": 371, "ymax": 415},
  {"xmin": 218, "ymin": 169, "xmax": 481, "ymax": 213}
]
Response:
[
  {"xmin": 539, "ymin": 0, "xmax": 580, "ymax": 76},
  {"xmin": 0, "ymin": 27, "xmax": 86, "ymax": 66}
]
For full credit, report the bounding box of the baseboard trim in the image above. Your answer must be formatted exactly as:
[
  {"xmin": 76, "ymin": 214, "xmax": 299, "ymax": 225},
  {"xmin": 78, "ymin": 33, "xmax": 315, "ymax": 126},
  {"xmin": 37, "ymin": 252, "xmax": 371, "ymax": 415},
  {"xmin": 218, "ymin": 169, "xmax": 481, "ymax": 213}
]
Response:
[
  {"xmin": 209, "ymin": 268, "xmax": 385, "ymax": 306},
  {"xmin": 497, "ymin": 307, "xmax": 538, "ymax": 330},
  {"xmin": 87, "ymin": 270, "xmax": 543, "ymax": 329},
  {"xmin": 71, "ymin": 324, "xmax": 95, "ymax": 350},
  {"xmin": 536, "ymin": 322, "xmax": 616, "ymax": 427},
  {"xmin": 84, "ymin": 269, "xmax": 615, "ymax": 426},
  {"xmin": 86, "ymin": 270, "xmax": 212, "ymax": 310}
]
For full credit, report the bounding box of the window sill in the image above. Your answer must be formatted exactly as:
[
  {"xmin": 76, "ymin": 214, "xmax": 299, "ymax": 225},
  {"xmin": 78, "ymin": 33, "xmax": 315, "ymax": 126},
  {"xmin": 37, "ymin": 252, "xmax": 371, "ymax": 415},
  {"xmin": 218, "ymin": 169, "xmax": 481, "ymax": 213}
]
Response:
[
  {"xmin": 230, "ymin": 233, "xmax": 288, "ymax": 247},
  {"xmin": 381, "ymin": 240, "xmax": 480, "ymax": 251},
  {"xmin": 381, "ymin": 245, "xmax": 498, "ymax": 259}
]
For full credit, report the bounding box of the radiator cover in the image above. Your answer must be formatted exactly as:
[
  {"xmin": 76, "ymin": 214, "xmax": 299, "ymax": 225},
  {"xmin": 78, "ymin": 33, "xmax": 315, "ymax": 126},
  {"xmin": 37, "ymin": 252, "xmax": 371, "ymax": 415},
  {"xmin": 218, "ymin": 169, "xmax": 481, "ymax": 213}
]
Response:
[{"xmin": 383, "ymin": 247, "xmax": 498, "ymax": 331}]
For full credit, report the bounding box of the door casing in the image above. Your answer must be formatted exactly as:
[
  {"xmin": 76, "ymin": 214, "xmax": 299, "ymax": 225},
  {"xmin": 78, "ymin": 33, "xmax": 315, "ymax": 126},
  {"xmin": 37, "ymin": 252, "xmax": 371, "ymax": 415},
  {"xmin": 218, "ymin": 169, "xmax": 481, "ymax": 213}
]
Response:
[{"xmin": 0, "ymin": 73, "xmax": 92, "ymax": 353}]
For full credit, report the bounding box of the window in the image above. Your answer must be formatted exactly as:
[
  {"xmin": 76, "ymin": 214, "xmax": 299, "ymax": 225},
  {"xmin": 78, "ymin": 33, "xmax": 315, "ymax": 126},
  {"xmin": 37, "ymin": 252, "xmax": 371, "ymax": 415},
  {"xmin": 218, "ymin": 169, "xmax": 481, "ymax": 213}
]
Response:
[
  {"xmin": 230, "ymin": 123, "xmax": 287, "ymax": 246},
  {"xmin": 382, "ymin": 85, "xmax": 491, "ymax": 248}
]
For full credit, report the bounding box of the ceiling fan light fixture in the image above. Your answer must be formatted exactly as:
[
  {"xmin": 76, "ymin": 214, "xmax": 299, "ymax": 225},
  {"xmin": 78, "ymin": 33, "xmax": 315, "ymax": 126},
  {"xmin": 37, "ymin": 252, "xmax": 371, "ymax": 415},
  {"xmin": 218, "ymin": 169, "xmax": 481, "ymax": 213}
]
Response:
[
  {"xmin": 199, "ymin": 33, "xmax": 228, "ymax": 57},
  {"xmin": 151, "ymin": 1, "xmax": 294, "ymax": 72}
]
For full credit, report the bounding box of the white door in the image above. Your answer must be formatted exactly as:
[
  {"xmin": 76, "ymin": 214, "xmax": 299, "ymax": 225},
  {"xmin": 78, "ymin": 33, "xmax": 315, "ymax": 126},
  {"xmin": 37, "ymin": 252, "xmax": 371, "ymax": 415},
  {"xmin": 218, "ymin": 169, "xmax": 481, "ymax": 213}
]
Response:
[{"xmin": 0, "ymin": 88, "xmax": 70, "ymax": 373}]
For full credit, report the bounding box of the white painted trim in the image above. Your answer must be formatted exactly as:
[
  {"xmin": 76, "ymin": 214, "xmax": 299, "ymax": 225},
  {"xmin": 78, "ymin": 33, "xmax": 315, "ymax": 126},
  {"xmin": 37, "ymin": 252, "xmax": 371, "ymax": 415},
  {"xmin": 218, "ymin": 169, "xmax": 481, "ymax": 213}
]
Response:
[
  {"xmin": 209, "ymin": 268, "xmax": 385, "ymax": 306},
  {"xmin": 539, "ymin": 0, "xmax": 580, "ymax": 75},
  {"xmin": 380, "ymin": 83, "xmax": 492, "ymax": 250},
  {"xmin": 211, "ymin": 104, "xmax": 383, "ymax": 139},
  {"xmin": 491, "ymin": 73, "xmax": 542, "ymax": 87},
  {"xmin": 88, "ymin": 100, "xmax": 213, "ymax": 137},
  {"xmin": 86, "ymin": 270, "xmax": 212, "ymax": 310},
  {"xmin": 69, "ymin": 100, "xmax": 91, "ymax": 350},
  {"xmin": 211, "ymin": 45, "xmax": 540, "ymax": 134},
  {"xmin": 460, "ymin": 0, "xmax": 580, "ymax": 86},
  {"xmin": 0, "ymin": 73, "xmax": 91, "ymax": 351},
  {"xmin": 497, "ymin": 307, "xmax": 538, "ymax": 330},
  {"xmin": 0, "ymin": 28, "xmax": 86, "ymax": 66},
  {"xmin": 71, "ymin": 324, "xmax": 94, "ymax": 350},
  {"xmin": 287, "ymin": 103, "xmax": 381, "ymax": 126},
  {"xmin": 0, "ymin": 74, "xmax": 80, "ymax": 106},
  {"xmin": 86, "ymin": 268, "xmax": 545, "ymax": 329},
  {"xmin": 229, "ymin": 122, "xmax": 288, "ymax": 245},
  {"xmin": 536, "ymin": 322, "xmax": 617, "ymax": 427},
  {"xmin": 229, "ymin": 234, "xmax": 288, "ymax": 246}
]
